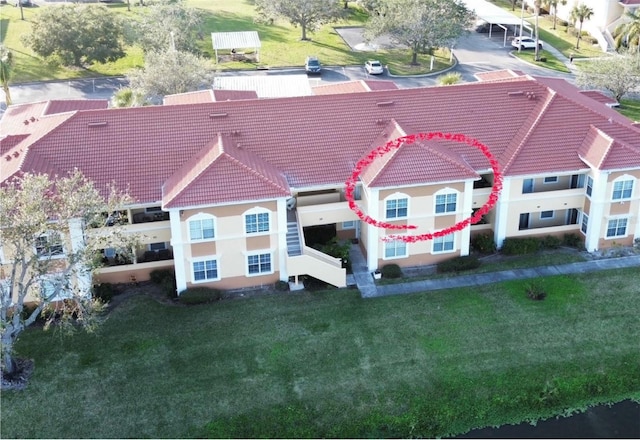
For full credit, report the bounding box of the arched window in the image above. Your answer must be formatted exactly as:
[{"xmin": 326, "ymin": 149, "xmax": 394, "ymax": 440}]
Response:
[
  {"xmin": 187, "ymin": 213, "xmax": 216, "ymax": 242},
  {"xmin": 384, "ymin": 193, "xmax": 409, "ymax": 220},
  {"xmin": 244, "ymin": 207, "xmax": 271, "ymax": 234},
  {"xmin": 434, "ymin": 188, "xmax": 458, "ymax": 214}
]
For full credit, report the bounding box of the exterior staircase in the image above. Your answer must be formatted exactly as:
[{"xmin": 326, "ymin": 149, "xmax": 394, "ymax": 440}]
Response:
[{"xmin": 286, "ymin": 221, "xmax": 302, "ymax": 256}]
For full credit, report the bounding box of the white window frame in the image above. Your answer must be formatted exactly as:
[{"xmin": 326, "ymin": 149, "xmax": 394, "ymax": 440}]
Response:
[
  {"xmin": 433, "ymin": 234, "xmax": 455, "ymax": 253},
  {"xmin": 244, "ymin": 208, "xmax": 270, "ymax": 235},
  {"xmin": 612, "ymin": 178, "xmax": 634, "ymax": 201},
  {"xmin": 543, "ymin": 176, "xmax": 558, "ymax": 184},
  {"xmin": 586, "ymin": 176, "xmax": 593, "ymax": 197},
  {"xmin": 145, "ymin": 206, "xmax": 162, "ymax": 213},
  {"xmin": 342, "ymin": 221, "xmax": 356, "ymax": 230},
  {"xmin": 434, "ymin": 191, "xmax": 457, "ymax": 214},
  {"xmin": 384, "ymin": 194, "xmax": 409, "ymax": 220},
  {"xmin": 540, "ymin": 210, "xmax": 554, "ymax": 219},
  {"xmin": 383, "ymin": 238, "xmax": 407, "ymax": 260},
  {"xmin": 581, "ymin": 213, "xmax": 589, "ymax": 235},
  {"xmin": 246, "ymin": 251, "xmax": 274, "ymax": 276},
  {"xmin": 192, "ymin": 257, "xmax": 220, "ymax": 283},
  {"xmin": 606, "ymin": 218, "xmax": 628, "ymax": 238},
  {"xmin": 187, "ymin": 213, "xmax": 216, "ymax": 242},
  {"xmin": 35, "ymin": 231, "xmax": 65, "ymax": 260},
  {"xmin": 148, "ymin": 242, "xmax": 168, "ymax": 251}
]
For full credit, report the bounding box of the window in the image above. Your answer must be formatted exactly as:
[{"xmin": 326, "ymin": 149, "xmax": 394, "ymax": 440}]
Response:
[
  {"xmin": 40, "ymin": 275, "xmax": 69, "ymax": 301},
  {"xmin": 245, "ymin": 212, "xmax": 269, "ymax": 234},
  {"xmin": 435, "ymin": 193, "xmax": 457, "ymax": 214},
  {"xmin": 193, "ymin": 259, "xmax": 218, "ymax": 282},
  {"xmin": 384, "ymin": 239, "xmax": 407, "ymax": 259},
  {"xmin": 35, "ymin": 232, "xmax": 64, "ymax": 258},
  {"xmin": 433, "ymin": 235, "xmax": 454, "ymax": 253},
  {"xmin": 148, "ymin": 242, "xmax": 167, "ymax": 251},
  {"xmin": 385, "ymin": 197, "xmax": 408, "ymax": 219},
  {"xmin": 342, "ymin": 221, "xmax": 356, "ymax": 230},
  {"xmin": 247, "ymin": 253, "xmax": 272, "ymax": 275},
  {"xmin": 188, "ymin": 215, "xmax": 215, "ymax": 241},
  {"xmin": 522, "ymin": 178, "xmax": 534, "ymax": 194},
  {"xmin": 543, "ymin": 176, "xmax": 558, "ymax": 184},
  {"xmin": 612, "ymin": 179, "xmax": 633, "ymax": 200},
  {"xmin": 586, "ymin": 176, "xmax": 593, "ymax": 197},
  {"xmin": 145, "ymin": 206, "xmax": 162, "ymax": 213},
  {"xmin": 540, "ymin": 210, "xmax": 554, "ymax": 219},
  {"xmin": 581, "ymin": 213, "xmax": 589, "ymax": 235},
  {"xmin": 606, "ymin": 218, "xmax": 628, "ymax": 238}
]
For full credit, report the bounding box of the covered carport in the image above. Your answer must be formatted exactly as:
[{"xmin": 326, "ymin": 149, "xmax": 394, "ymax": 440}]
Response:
[
  {"xmin": 464, "ymin": 0, "xmax": 532, "ymax": 47},
  {"xmin": 211, "ymin": 31, "xmax": 261, "ymax": 63}
]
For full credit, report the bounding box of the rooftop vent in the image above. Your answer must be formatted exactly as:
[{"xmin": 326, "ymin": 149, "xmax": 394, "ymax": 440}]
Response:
[
  {"xmin": 30, "ymin": 116, "xmax": 36, "ymax": 122},
  {"xmin": 209, "ymin": 113, "xmax": 228, "ymax": 118},
  {"xmin": 87, "ymin": 121, "xmax": 108, "ymax": 128},
  {"xmin": 526, "ymin": 91, "xmax": 536, "ymax": 100},
  {"xmin": 5, "ymin": 155, "xmax": 11, "ymax": 161},
  {"xmin": 13, "ymin": 151, "xmax": 19, "ymax": 158},
  {"xmin": 23, "ymin": 120, "xmax": 29, "ymax": 125},
  {"xmin": 376, "ymin": 101, "xmax": 394, "ymax": 107}
]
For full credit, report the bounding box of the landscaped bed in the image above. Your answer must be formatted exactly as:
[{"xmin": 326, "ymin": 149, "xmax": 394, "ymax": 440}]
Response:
[{"xmin": 2, "ymin": 267, "xmax": 639, "ymax": 438}]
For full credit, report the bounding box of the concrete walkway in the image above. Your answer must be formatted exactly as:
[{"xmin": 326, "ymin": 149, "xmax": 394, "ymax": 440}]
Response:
[{"xmin": 347, "ymin": 244, "xmax": 640, "ymax": 299}]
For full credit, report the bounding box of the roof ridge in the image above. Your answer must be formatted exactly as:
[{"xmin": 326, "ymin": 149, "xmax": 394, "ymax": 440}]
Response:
[
  {"xmin": 224, "ymin": 153, "xmax": 290, "ymax": 194},
  {"xmin": 366, "ymin": 120, "xmax": 406, "ymax": 185},
  {"xmin": 501, "ymin": 89, "xmax": 556, "ymax": 174}
]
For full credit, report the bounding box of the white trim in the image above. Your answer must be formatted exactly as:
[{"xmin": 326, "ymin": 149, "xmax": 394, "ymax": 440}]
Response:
[
  {"xmin": 191, "ymin": 255, "xmax": 220, "ymax": 283},
  {"xmin": 460, "ymin": 180, "xmax": 473, "ymax": 256},
  {"xmin": 584, "ymin": 171, "xmax": 607, "ymax": 252},
  {"xmin": 383, "ymin": 192, "xmax": 409, "ymax": 220},
  {"xmin": 605, "ymin": 217, "xmax": 629, "ymax": 238},
  {"xmin": 543, "ymin": 176, "xmax": 558, "ymax": 184},
  {"xmin": 432, "ymin": 234, "xmax": 455, "ymax": 254},
  {"xmin": 245, "ymin": 250, "xmax": 274, "ymax": 277},
  {"xmin": 494, "ymin": 178, "xmax": 511, "ymax": 248},
  {"xmin": 169, "ymin": 210, "xmax": 187, "ymax": 293},
  {"xmin": 581, "ymin": 212, "xmax": 589, "ymax": 235},
  {"xmin": 187, "ymin": 212, "xmax": 216, "ymax": 242},
  {"xmin": 243, "ymin": 207, "xmax": 271, "ymax": 235},
  {"xmin": 434, "ymin": 188, "xmax": 458, "ymax": 215},
  {"xmin": 611, "ymin": 175, "xmax": 634, "ymax": 201},
  {"xmin": 277, "ymin": 198, "xmax": 288, "ymax": 282},
  {"xmin": 366, "ymin": 187, "xmax": 379, "ymax": 271},
  {"xmin": 382, "ymin": 238, "xmax": 408, "ymax": 260}
]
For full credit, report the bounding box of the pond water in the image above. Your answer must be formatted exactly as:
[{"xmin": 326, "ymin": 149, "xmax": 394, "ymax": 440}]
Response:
[{"xmin": 456, "ymin": 400, "xmax": 640, "ymax": 438}]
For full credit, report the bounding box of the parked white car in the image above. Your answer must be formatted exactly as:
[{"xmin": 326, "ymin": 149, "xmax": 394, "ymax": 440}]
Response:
[
  {"xmin": 511, "ymin": 37, "xmax": 543, "ymax": 50},
  {"xmin": 365, "ymin": 60, "xmax": 384, "ymax": 75}
]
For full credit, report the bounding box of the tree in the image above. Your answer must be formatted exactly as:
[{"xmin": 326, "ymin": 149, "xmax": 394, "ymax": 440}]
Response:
[
  {"xmin": 128, "ymin": 50, "xmax": 214, "ymax": 99},
  {"xmin": 255, "ymin": 0, "xmax": 343, "ymax": 41},
  {"xmin": 0, "ymin": 45, "xmax": 14, "ymax": 107},
  {"xmin": 614, "ymin": 9, "xmax": 640, "ymax": 54},
  {"xmin": 22, "ymin": 4, "xmax": 126, "ymax": 67},
  {"xmin": 533, "ymin": 0, "xmax": 542, "ymax": 61},
  {"xmin": 0, "ymin": 171, "xmax": 135, "ymax": 378},
  {"xmin": 134, "ymin": 0, "xmax": 203, "ymax": 54},
  {"xmin": 111, "ymin": 87, "xmax": 150, "ymax": 108},
  {"xmin": 545, "ymin": 0, "xmax": 567, "ymax": 30},
  {"xmin": 576, "ymin": 53, "xmax": 640, "ymax": 101},
  {"xmin": 366, "ymin": 0, "xmax": 473, "ymax": 65},
  {"xmin": 570, "ymin": 3, "xmax": 594, "ymax": 49}
]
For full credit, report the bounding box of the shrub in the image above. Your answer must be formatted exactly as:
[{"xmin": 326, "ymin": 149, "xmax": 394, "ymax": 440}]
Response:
[
  {"xmin": 471, "ymin": 233, "xmax": 496, "ymax": 254},
  {"xmin": 381, "ymin": 264, "xmax": 402, "ymax": 278},
  {"xmin": 563, "ymin": 233, "xmax": 582, "ymax": 248},
  {"xmin": 526, "ymin": 282, "xmax": 547, "ymax": 300},
  {"xmin": 275, "ymin": 280, "xmax": 289, "ymax": 291},
  {"xmin": 149, "ymin": 268, "xmax": 177, "ymax": 298},
  {"xmin": 178, "ymin": 287, "xmax": 222, "ymax": 305},
  {"xmin": 437, "ymin": 255, "xmax": 481, "ymax": 273},
  {"xmin": 558, "ymin": 19, "xmax": 569, "ymax": 27},
  {"xmin": 541, "ymin": 235, "xmax": 561, "ymax": 249},
  {"xmin": 539, "ymin": 57, "xmax": 547, "ymax": 62},
  {"xmin": 150, "ymin": 268, "xmax": 174, "ymax": 285},
  {"xmin": 93, "ymin": 283, "xmax": 116, "ymax": 302},
  {"xmin": 501, "ymin": 238, "xmax": 541, "ymax": 255}
]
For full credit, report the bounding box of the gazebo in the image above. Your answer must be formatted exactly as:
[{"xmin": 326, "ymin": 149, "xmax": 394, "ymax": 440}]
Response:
[{"xmin": 211, "ymin": 31, "xmax": 261, "ymax": 63}]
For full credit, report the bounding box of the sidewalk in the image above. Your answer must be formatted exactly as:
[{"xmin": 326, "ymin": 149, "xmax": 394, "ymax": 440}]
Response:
[{"xmin": 348, "ymin": 245, "xmax": 640, "ymax": 298}]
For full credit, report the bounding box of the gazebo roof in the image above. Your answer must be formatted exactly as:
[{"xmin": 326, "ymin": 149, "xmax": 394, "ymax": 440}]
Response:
[{"xmin": 211, "ymin": 31, "xmax": 261, "ymax": 50}]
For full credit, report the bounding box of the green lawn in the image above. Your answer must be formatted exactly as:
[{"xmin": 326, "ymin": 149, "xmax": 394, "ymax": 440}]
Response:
[
  {"xmin": 2, "ymin": 268, "xmax": 639, "ymax": 438},
  {"xmin": 0, "ymin": 0, "xmax": 450, "ymax": 83},
  {"xmin": 619, "ymin": 98, "xmax": 640, "ymax": 122},
  {"xmin": 511, "ymin": 48, "xmax": 571, "ymax": 73}
]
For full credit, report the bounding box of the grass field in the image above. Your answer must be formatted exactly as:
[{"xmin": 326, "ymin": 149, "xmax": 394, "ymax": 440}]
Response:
[
  {"xmin": 619, "ymin": 98, "xmax": 640, "ymax": 122},
  {"xmin": 0, "ymin": 0, "xmax": 451, "ymax": 83},
  {"xmin": 2, "ymin": 267, "xmax": 639, "ymax": 438},
  {"xmin": 511, "ymin": 48, "xmax": 571, "ymax": 73}
]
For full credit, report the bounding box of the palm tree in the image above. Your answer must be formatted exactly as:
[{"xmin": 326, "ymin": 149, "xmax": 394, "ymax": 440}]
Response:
[
  {"xmin": 570, "ymin": 3, "xmax": 594, "ymax": 49},
  {"xmin": 534, "ymin": 0, "xmax": 542, "ymax": 61},
  {"xmin": 111, "ymin": 88, "xmax": 148, "ymax": 108},
  {"xmin": 0, "ymin": 46, "xmax": 14, "ymax": 107},
  {"xmin": 614, "ymin": 9, "xmax": 640, "ymax": 54},
  {"xmin": 545, "ymin": 0, "xmax": 567, "ymax": 30}
]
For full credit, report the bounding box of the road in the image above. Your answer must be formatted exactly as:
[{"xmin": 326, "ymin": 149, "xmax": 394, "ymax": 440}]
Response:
[{"xmin": 0, "ymin": 32, "xmax": 574, "ymax": 107}]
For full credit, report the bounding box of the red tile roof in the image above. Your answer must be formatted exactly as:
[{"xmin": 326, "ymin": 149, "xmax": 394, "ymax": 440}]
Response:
[
  {"xmin": 474, "ymin": 69, "xmax": 525, "ymax": 82},
  {"xmin": 163, "ymin": 89, "xmax": 259, "ymax": 105},
  {"xmin": 313, "ymin": 80, "xmax": 397, "ymax": 95},
  {"xmin": 579, "ymin": 90, "xmax": 619, "ymax": 107},
  {"xmin": 162, "ymin": 134, "xmax": 290, "ymax": 208},
  {"xmin": 2, "ymin": 74, "xmax": 639, "ymax": 207}
]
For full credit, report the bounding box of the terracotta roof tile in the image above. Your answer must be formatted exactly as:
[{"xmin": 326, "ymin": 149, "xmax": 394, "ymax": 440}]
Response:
[
  {"xmin": 474, "ymin": 69, "xmax": 525, "ymax": 82},
  {"xmin": 163, "ymin": 90, "xmax": 215, "ymax": 105},
  {"xmin": 579, "ymin": 90, "xmax": 619, "ymax": 107},
  {"xmin": 163, "ymin": 134, "xmax": 290, "ymax": 208},
  {"xmin": 313, "ymin": 80, "xmax": 398, "ymax": 95},
  {"xmin": 2, "ymin": 73, "xmax": 639, "ymax": 204}
]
